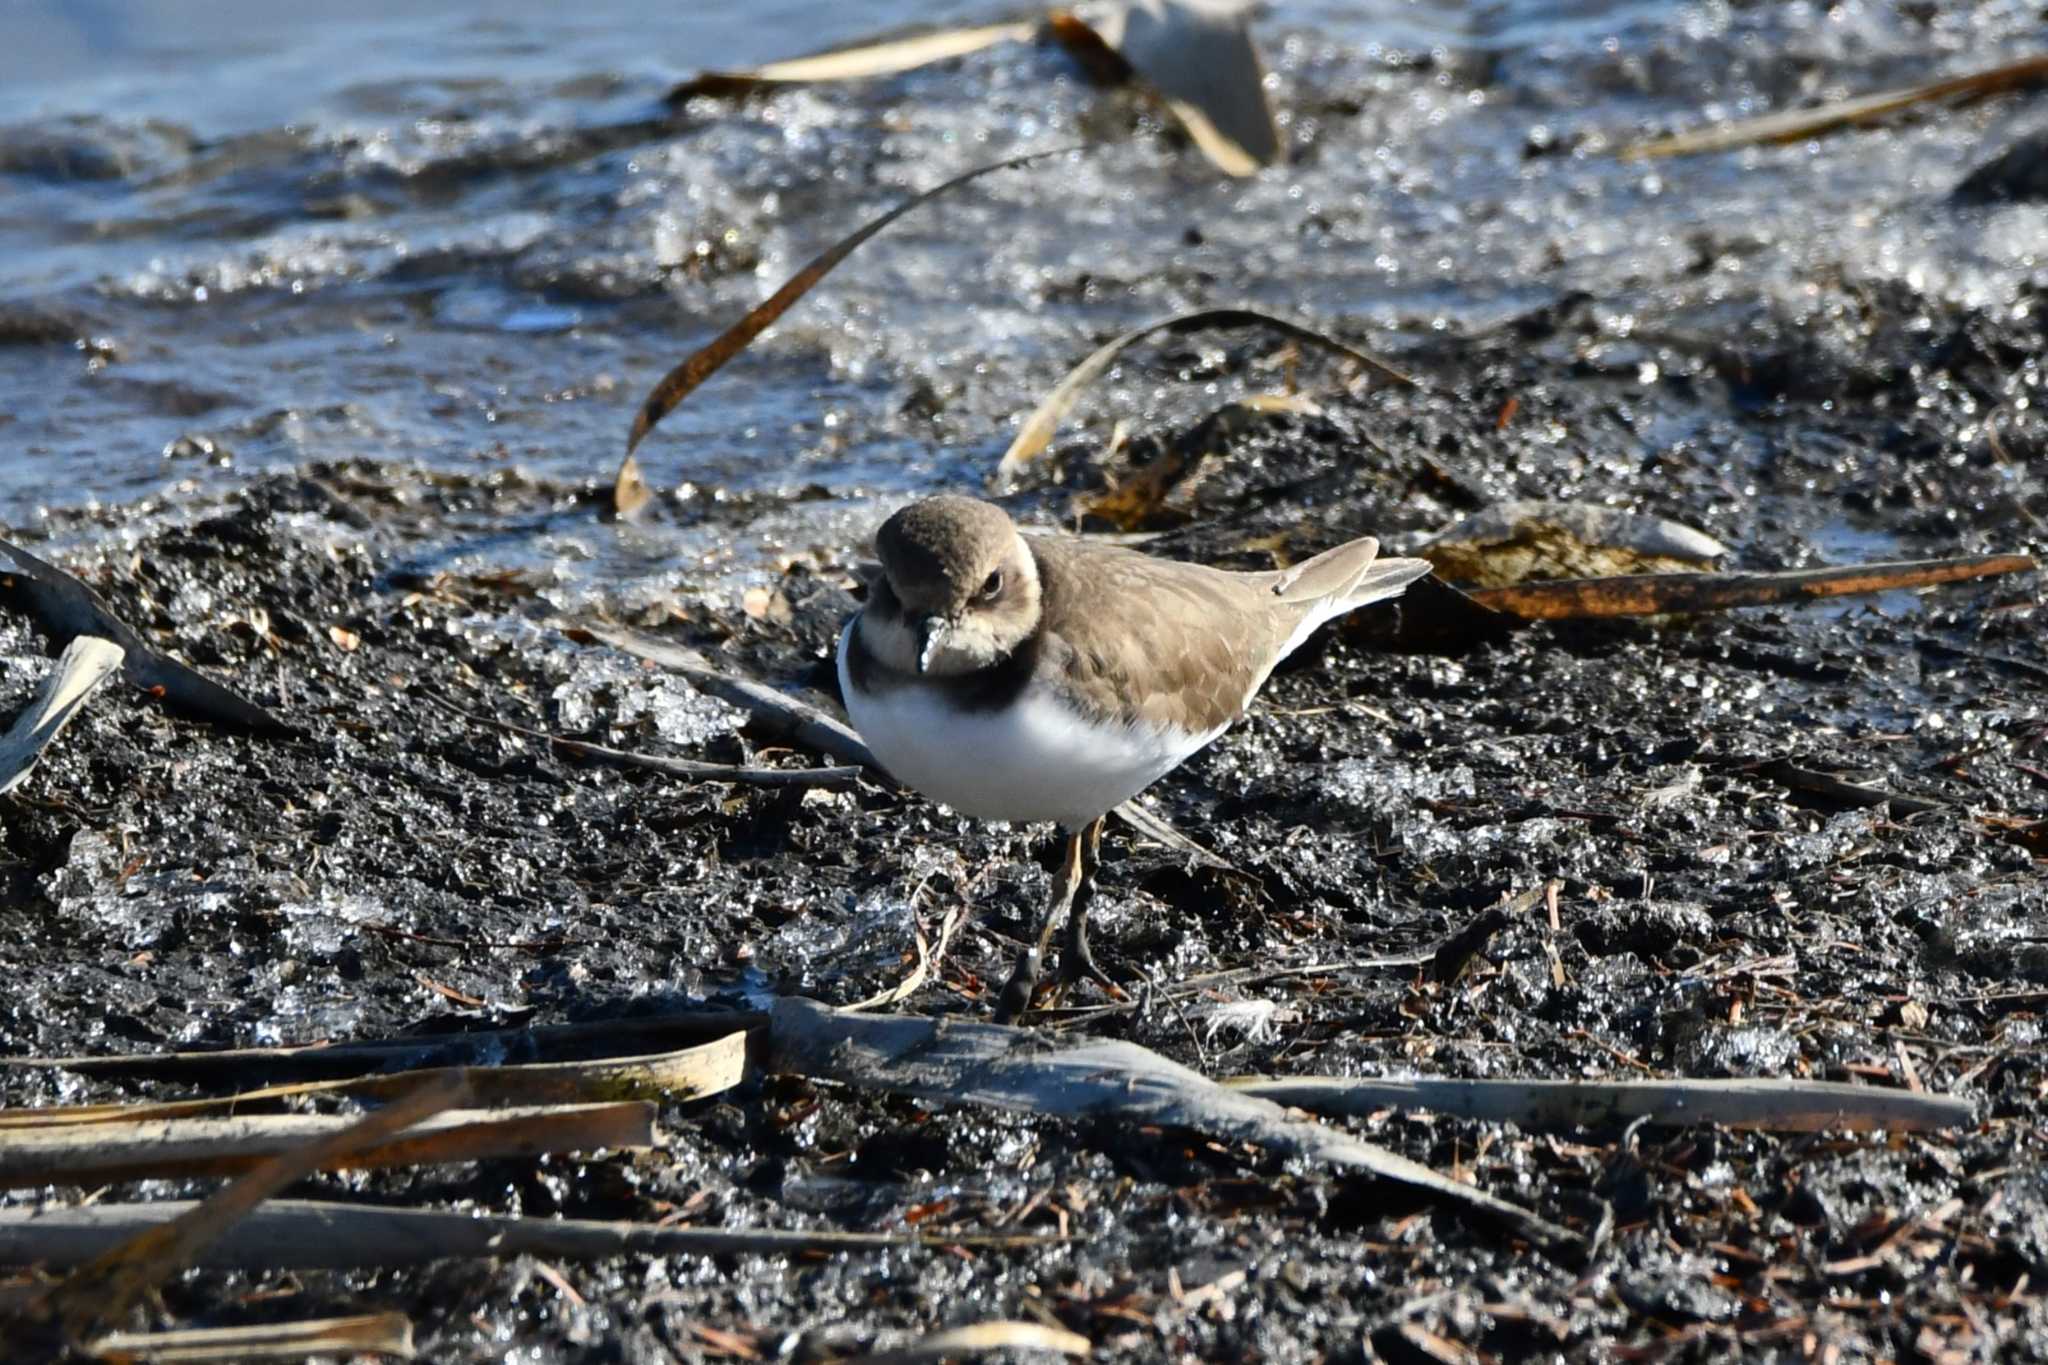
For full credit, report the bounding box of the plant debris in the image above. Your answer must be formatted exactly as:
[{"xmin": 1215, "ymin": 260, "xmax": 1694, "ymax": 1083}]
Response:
[
  {"xmin": 667, "ymin": 2, "xmax": 1279, "ymax": 177},
  {"xmin": 0, "ymin": 635, "xmax": 122, "ymax": 796},
  {"xmin": 1621, "ymin": 51, "xmax": 2048, "ymax": 159}
]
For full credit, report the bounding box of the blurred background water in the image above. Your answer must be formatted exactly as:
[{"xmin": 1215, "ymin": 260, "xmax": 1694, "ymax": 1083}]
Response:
[{"xmin": 0, "ymin": 0, "xmax": 2039, "ymax": 585}]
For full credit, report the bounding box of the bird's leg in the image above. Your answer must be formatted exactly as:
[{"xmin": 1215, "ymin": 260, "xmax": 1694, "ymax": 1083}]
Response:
[
  {"xmin": 1056, "ymin": 815, "xmax": 1120, "ymax": 997},
  {"xmin": 994, "ymin": 826, "xmax": 1086, "ymax": 1025}
]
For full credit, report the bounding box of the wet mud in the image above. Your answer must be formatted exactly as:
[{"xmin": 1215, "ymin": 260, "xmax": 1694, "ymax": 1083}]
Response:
[{"xmin": 4, "ymin": 1, "xmax": 2048, "ymax": 1360}]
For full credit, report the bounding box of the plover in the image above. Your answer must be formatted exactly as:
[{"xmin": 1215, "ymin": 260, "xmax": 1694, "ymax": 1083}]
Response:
[{"xmin": 837, "ymin": 495, "xmax": 1431, "ymax": 1020}]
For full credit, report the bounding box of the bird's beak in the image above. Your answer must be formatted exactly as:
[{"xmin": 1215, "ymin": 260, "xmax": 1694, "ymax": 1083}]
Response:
[{"xmin": 915, "ymin": 616, "xmax": 944, "ymax": 675}]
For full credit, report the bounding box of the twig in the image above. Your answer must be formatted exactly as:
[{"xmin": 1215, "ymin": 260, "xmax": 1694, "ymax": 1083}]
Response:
[
  {"xmin": 1170, "ymin": 953, "xmax": 1435, "ymax": 997},
  {"xmin": 578, "ymin": 624, "xmax": 877, "ymax": 769},
  {"xmin": 0, "ymin": 1200, "xmax": 1064, "ymax": 1271},
  {"xmin": 1916, "ymin": 636, "xmax": 2048, "ymax": 688},
  {"xmin": 1740, "ymin": 758, "xmax": 1947, "ymax": 818},
  {"xmin": 1461, "ymin": 554, "xmax": 2035, "ymax": 621},
  {"xmin": 426, "ymin": 691, "xmax": 863, "ymax": 788},
  {"xmin": 1228, "ymin": 1074, "xmax": 1972, "ymax": 1133}
]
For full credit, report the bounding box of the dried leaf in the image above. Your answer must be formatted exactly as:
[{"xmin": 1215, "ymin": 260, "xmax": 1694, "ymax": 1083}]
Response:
[
  {"xmin": 1419, "ymin": 500, "xmax": 1729, "ymax": 588},
  {"xmin": 0, "ymin": 538, "xmax": 291, "ymax": 734},
  {"xmin": 767, "ymin": 998, "xmax": 1576, "ymax": 1251}
]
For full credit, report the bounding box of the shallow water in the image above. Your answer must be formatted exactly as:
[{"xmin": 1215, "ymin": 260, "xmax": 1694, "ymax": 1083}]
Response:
[{"xmin": 1, "ymin": 0, "xmax": 2042, "ymax": 585}]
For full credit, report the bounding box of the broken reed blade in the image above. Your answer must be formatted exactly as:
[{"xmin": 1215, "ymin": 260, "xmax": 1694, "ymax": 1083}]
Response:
[
  {"xmin": 85, "ymin": 1312, "xmax": 415, "ymax": 1364},
  {"xmin": 26, "ymin": 1071, "xmax": 469, "ymax": 1339},
  {"xmin": 1621, "ymin": 52, "xmax": 2048, "ymax": 159},
  {"xmin": 0, "ymin": 1200, "xmax": 1064, "ymax": 1271},
  {"xmin": 0, "ymin": 1103, "xmax": 659, "ymax": 1189},
  {"xmin": 1228, "ymin": 1075, "xmax": 1974, "ymax": 1134},
  {"xmin": 0, "ymin": 1031, "xmax": 748, "ymax": 1131},
  {"xmin": 0, "ymin": 634, "xmax": 123, "ymax": 796},
  {"xmin": 6, "ymin": 1011, "xmax": 762, "ymax": 1086}
]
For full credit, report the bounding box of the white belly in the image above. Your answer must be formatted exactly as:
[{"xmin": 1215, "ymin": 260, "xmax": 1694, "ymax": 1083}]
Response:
[{"xmin": 838, "ymin": 618, "xmax": 1219, "ymax": 829}]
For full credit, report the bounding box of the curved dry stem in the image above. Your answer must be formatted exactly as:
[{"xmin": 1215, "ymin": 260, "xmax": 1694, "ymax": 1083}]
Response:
[
  {"xmin": 615, "ymin": 144, "xmax": 1085, "ymax": 516},
  {"xmin": 994, "ymin": 307, "xmax": 1413, "ymax": 482}
]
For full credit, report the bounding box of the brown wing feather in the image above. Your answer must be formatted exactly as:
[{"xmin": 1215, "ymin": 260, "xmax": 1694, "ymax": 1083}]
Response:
[{"xmin": 1026, "ymin": 535, "xmax": 1308, "ymax": 734}]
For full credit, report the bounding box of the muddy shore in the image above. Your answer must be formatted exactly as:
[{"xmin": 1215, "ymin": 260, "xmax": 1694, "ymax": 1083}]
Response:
[{"xmin": 5, "ymin": 2, "xmax": 2048, "ymax": 1360}]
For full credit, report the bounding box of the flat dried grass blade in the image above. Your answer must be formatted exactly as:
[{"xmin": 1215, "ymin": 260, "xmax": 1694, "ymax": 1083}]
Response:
[
  {"xmin": 27, "ymin": 1071, "xmax": 468, "ymax": 1339},
  {"xmin": 1622, "ymin": 52, "xmax": 2048, "ymax": 158},
  {"xmin": 0, "ymin": 1103, "xmax": 657, "ymax": 1189},
  {"xmin": 717, "ymin": 23, "xmax": 1037, "ymax": 88},
  {"xmin": 1230, "ymin": 1075, "xmax": 1974, "ymax": 1134},
  {"xmin": 995, "ymin": 307, "xmax": 1412, "ymax": 480},
  {"xmin": 6, "ymin": 1010, "xmax": 761, "ymax": 1086},
  {"xmin": 87, "ymin": 1312, "xmax": 415, "ymax": 1363},
  {"xmin": 1110, "ymin": 799, "xmax": 1235, "ymax": 871},
  {"xmin": 0, "ymin": 1031, "xmax": 748, "ymax": 1130},
  {"xmin": 0, "ymin": 1199, "xmax": 1061, "ymax": 1271},
  {"xmin": 616, "ymin": 145, "xmax": 1081, "ymax": 512},
  {"xmin": 841, "ymin": 1320, "xmax": 1093, "ymax": 1365},
  {"xmin": 1461, "ymin": 553, "xmax": 2037, "ymax": 621},
  {"xmin": 0, "ymin": 635, "xmax": 123, "ymax": 796}
]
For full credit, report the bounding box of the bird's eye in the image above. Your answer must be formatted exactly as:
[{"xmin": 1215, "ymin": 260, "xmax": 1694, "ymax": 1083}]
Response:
[{"xmin": 978, "ymin": 569, "xmax": 1004, "ymax": 601}]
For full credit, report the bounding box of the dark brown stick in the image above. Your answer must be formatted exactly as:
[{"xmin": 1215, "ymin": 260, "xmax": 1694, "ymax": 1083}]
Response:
[{"xmin": 1462, "ymin": 554, "xmax": 2035, "ymax": 621}]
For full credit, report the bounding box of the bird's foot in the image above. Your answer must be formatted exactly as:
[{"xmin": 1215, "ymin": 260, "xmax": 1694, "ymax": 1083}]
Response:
[
  {"xmin": 993, "ymin": 948, "xmax": 1043, "ymax": 1026},
  {"xmin": 1052, "ymin": 932, "xmax": 1124, "ymax": 1003},
  {"xmin": 1055, "ymin": 894, "xmax": 1126, "ymax": 1001}
]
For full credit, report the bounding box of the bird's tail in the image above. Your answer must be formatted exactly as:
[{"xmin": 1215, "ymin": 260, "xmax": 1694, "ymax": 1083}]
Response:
[{"xmin": 1269, "ymin": 535, "xmax": 1433, "ymax": 615}]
